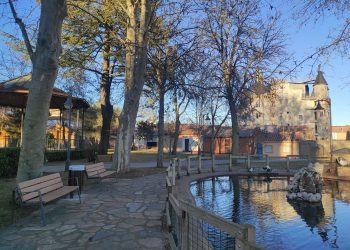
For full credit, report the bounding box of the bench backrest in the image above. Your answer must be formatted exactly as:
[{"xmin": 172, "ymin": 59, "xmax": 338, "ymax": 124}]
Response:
[
  {"xmin": 85, "ymin": 162, "xmax": 106, "ymax": 177},
  {"xmin": 17, "ymin": 173, "xmax": 64, "ymax": 202},
  {"xmin": 96, "ymin": 154, "xmax": 113, "ymax": 162}
]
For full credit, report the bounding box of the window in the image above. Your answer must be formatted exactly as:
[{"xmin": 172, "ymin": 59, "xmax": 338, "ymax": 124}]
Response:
[
  {"xmin": 224, "ymin": 139, "xmax": 231, "ymax": 153},
  {"xmin": 283, "ymin": 145, "xmax": 290, "ymax": 153},
  {"xmin": 264, "ymin": 145, "xmax": 273, "ymax": 153},
  {"xmin": 256, "ymin": 113, "xmax": 261, "ymax": 119}
]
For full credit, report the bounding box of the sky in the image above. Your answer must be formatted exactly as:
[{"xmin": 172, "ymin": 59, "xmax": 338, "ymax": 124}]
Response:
[
  {"xmin": 0, "ymin": 1, "xmax": 349, "ymax": 125},
  {"xmin": 272, "ymin": 1, "xmax": 350, "ymax": 125}
]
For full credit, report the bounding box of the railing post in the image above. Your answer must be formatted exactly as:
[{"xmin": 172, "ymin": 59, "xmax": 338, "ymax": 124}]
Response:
[
  {"xmin": 198, "ymin": 156, "xmax": 202, "ymax": 174},
  {"xmin": 181, "ymin": 211, "xmax": 189, "ymax": 250},
  {"xmin": 266, "ymin": 155, "xmax": 269, "ymax": 167},
  {"xmin": 187, "ymin": 157, "xmax": 190, "ymax": 175},
  {"xmin": 229, "ymin": 155, "xmax": 232, "ymax": 172},
  {"xmin": 172, "ymin": 159, "xmax": 176, "ymax": 185},
  {"xmin": 247, "ymin": 155, "xmax": 251, "ymax": 169},
  {"xmin": 177, "ymin": 158, "xmax": 181, "ymax": 178},
  {"xmin": 212, "ymin": 154, "xmax": 215, "ymax": 172},
  {"xmin": 286, "ymin": 156, "xmax": 290, "ymax": 172}
]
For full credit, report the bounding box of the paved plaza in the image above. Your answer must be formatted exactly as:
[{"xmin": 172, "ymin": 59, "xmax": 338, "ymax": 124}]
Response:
[{"xmin": 0, "ymin": 173, "xmax": 168, "ymax": 250}]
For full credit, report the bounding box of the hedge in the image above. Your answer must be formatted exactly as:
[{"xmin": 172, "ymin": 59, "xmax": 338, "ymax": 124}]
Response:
[
  {"xmin": 45, "ymin": 150, "xmax": 85, "ymax": 162},
  {"xmin": 0, "ymin": 148, "xmax": 85, "ymax": 178},
  {"xmin": 0, "ymin": 148, "xmax": 20, "ymax": 177}
]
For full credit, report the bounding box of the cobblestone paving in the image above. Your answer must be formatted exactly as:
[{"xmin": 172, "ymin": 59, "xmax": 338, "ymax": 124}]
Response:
[{"xmin": 0, "ymin": 173, "xmax": 167, "ymax": 250}]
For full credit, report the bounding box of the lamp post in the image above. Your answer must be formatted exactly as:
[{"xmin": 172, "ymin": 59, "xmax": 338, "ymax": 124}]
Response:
[
  {"xmin": 64, "ymin": 93, "xmax": 73, "ymax": 171},
  {"xmin": 314, "ymin": 99, "xmax": 333, "ymax": 164},
  {"xmin": 200, "ymin": 114, "xmax": 210, "ymax": 155}
]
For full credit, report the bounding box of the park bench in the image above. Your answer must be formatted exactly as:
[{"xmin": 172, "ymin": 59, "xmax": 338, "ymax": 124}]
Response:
[
  {"xmin": 85, "ymin": 162, "xmax": 117, "ymax": 182},
  {"xmin": 13, "ymin": 173, "xmax": 81, "ymax": 226},
  {"xmin": 95, "ymin": 154, "xmax": 113, "ymax": 163}
]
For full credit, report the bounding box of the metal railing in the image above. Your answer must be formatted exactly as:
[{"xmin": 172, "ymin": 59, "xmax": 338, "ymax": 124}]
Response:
[
  {"xmin": 0, "ymin": 136, "xmax": 82, "ymax": 150},
  {"xmin": 0, "ymin": 136, "xmax": 19, "ymax": 148},
  {"xmin": 46, "ymin": 138, "xmax": 80, "ymax": 150}
]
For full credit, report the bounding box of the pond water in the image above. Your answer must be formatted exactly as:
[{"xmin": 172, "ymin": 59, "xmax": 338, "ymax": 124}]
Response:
[{"xmin": 190, "ymin": 176, "xmax": 350, "ymax": 250}]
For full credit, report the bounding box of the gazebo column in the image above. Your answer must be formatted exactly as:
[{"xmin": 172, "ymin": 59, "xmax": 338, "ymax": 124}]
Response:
[
  {"xmin": 58, "ymin": 108, "xmax": 63, "ymax": 150},
  {"xmin": 81, "ymin": 108, "xmax": 85, "ymax": 141},
  {"xmin": 20, "ymin": 108, "xmax": 24, "ymax": 146}
]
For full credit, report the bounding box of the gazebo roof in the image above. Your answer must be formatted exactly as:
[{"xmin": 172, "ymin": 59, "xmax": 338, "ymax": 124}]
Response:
[{"xmin": 0, "ymin": 74, "xmax": 90, "ymax": 109}]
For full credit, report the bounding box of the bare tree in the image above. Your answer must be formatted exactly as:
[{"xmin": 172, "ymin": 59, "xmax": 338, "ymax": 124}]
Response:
[
  {"xmin": 112, "ymin": 0, "xmax": 154, "ymax": 173},
  {"xmin": 8, "ymin": 0, "xmax": 67, "ymax": 181},
  {"xmin": 198, "ymin": 0, "xmax": 286, "ymax": 155},
  {"xmin": 146, "ymin": 0, "xmax": 196, "ymax": 166}
]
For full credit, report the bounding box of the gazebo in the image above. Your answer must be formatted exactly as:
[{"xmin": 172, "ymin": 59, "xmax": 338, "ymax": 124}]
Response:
[{"xmin": 0, "ymin": 74, "xmax": 90, "ymax": 148}]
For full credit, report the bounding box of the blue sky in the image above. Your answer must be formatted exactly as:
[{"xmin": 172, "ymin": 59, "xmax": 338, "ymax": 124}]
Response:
[
  {"xmin": 0, "ymin": 1, "xmax": 349, "ymax": 125},
  {"xmin": 273, "ymin": 1, "xmax": 350, "ymax": 125}
]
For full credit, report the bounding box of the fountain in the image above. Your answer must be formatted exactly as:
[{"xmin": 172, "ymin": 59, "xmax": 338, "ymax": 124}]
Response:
[{"xmin": 286, "ymin": 163, "xmax": 323, "ymax": 202}]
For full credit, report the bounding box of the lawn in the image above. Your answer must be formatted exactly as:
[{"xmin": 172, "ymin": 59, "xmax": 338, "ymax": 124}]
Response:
[{"xmin": 0, "ymin": 178, "xmax": 34, "ymax": 228}]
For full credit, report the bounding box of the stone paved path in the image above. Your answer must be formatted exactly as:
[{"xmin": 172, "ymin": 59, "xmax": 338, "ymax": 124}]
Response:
[{"xmin": 0, "ymin": 173, "xmax": 167, "ymax": 250}]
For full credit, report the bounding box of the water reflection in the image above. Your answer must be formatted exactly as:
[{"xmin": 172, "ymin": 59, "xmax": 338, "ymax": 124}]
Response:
[{"xmin": 190, "ymin": 176, "xmax": 350, "ymax": 250}]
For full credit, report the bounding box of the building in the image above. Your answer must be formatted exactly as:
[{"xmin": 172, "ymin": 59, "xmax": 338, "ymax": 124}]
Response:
[
  {"xmin": 244, "ymin": 69, "xmax": 332, "ymax": 155},
  {"xmin": 331, "ymin": 126, "xmax": 350, "ymax": 140}
]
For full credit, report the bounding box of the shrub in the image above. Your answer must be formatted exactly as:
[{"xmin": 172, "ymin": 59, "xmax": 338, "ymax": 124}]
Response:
[
  {"xmin": 45, "ymin": 150, "xmax": 85, "ymax": 162},
  {"xmin": 0, "ymin": 148, "xmax": 20, "ymax": 177},
  {"xmin": 0, "ymin": 148, "xmax": 85, "ymax": 177}
]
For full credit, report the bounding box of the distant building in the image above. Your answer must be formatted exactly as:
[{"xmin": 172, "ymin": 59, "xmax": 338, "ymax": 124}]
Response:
[
  {"xmin": 243, "ymin": 69, "xmax": 331, "ymax": 156},
  {"xmin": 331, "ymin": 126, "xmax": 350, "ymax": 140}
]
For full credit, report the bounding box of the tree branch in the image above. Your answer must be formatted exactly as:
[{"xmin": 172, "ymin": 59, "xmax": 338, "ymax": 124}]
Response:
[{"xmin": 8, "ymin": 0, "xmax": 34, "ymax": 62}]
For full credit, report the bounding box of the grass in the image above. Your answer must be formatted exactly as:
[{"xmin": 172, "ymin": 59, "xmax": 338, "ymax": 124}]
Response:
[{"xmin": 0, "ymin": 178, "xmax": 34, "ymax": 228}]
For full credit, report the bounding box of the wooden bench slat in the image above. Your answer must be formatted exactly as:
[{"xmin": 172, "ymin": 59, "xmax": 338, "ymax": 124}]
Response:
[
  {"xmin": 99, "ymin": 171, "xmax": 116, "ymax": 178},
  {"xmin": 87, "ymin": 171, "xmax": 101, "ymax": 178},
  {"xmin": 85, "ymin": 163, "xmax": 104, "ymax": 170},
  {"xmin": 86, "ymin": 166, "xmax": 105, "ymax": 173},
  {"xmin": 21, "ymin": 182, "xmax": 64, "ymax": 202},
  {"xmin": 85, "ymin": 163, "xmax": 116, "ymax": 180},
  {"xmin": 20, "ymin": 177, "xmax": 62, "ymax": 193},
  {"xmin": 96, "ymin": 155, "xmax": 113, "ymax": 162},
  {"xmin": 18, "ymin": 173, "xmax": 61, "ymax": 189},
  {"xmin": 26, "ymin": 186, "xmax": 79, "ymax": 204},
  {"xmin": 15, "ymin": 173, "xmax": 80, "ymax": 226}
]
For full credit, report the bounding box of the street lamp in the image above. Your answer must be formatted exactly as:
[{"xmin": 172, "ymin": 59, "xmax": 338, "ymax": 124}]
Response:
[
  {"xmin": 314, "ymin": 99, "xmax": 333, "ymax": 164},
  {"xmin": 199, "ymin": 114, "xmax": 210, "ymax": 155},
  {"xmin": 64, "ymin": 93, "xmax": 73, "ymax": 171}
]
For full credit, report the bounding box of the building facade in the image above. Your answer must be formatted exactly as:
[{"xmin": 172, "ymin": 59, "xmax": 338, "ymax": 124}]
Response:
[{"xmin": 244, "ymin": 70, "xmax": 331, "ymax": 146}]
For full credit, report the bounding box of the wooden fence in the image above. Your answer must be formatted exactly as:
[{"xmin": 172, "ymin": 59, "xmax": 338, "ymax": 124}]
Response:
[
  {"xmin": 168, "ymin": 154, "xmax": 310, "ymax": 179},
  {"xmin": 165, "ymin": 193, "xmax": 263, "ymax": 250},
  {"xmin": 165, "ymin": 158, "xmax": 265, "ymax": 249}
]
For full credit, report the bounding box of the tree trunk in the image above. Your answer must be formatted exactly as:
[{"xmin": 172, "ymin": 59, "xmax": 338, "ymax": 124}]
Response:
[
  {"xmin": 230, "ymin": 106, "xmax": 239, "ymax": 156},
  {"xmin": 172, "ymin": 113, "xmax": 181, "ymax": 155},
  {"xmin": 172, "ymin": 90, "xmax": 180, "ymax": 155},
  {"xmin": 99, "ymin": 30, "xmax": 113, "ymax": 155},
  {"xmin": 16, "ymin": 0, "xmax": 67, "ymax": 182},
  {"xmin": 112, "ymin": 0, "xmax": 150, "ymax": 173},
  {"xmin": 210, "ymin": 117, "xmax": 215, "ymax": 155},
  {"xmin": 157, "ymin": 83, "xmax": 165, "ymax": 168}
]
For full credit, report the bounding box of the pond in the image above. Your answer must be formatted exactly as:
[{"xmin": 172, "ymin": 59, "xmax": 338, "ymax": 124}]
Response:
[{"xmin": 190, "ymin": 176, "xmax": 350, "ymax": 250}]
